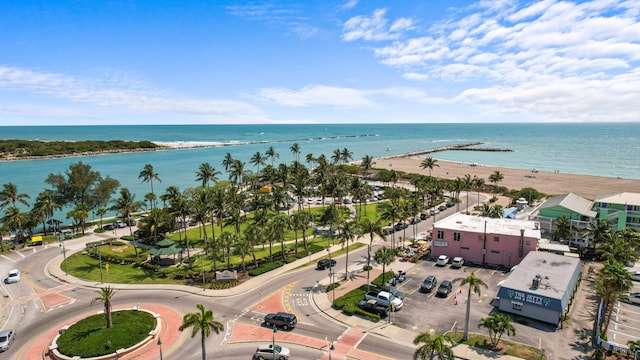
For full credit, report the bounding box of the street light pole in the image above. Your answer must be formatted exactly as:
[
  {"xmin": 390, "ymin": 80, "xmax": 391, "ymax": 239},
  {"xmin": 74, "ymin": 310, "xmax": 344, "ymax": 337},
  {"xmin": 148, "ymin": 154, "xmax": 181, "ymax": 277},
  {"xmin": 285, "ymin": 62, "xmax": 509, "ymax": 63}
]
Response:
[
  {"xmin": 329, "ymin": 342, "xmax": 335, "ymax": 360},
  {"xmin": 60, "ymin": 233, "xmax": 68, "ymax": 276},
  {"xmin": 201, "ymin": 254, "xmax": 205, "ymax": 290},
  {"xmin": 272, "ymin": 325, "xmax": 278, "ymax": 360},
  {"xmin": 157, "ymin": 338, "xmax": 163, "ymax": 360},
  {"xmin": 97, "ymin": 248, "xmax": 103, "ymax": 283}
]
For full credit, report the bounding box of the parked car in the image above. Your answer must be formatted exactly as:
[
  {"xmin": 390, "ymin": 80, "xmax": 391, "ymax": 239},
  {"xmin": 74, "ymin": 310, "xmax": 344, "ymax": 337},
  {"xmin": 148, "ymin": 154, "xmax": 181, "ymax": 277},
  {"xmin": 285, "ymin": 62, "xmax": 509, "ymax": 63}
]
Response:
[
  {"xmin": 126, "ymin": 219, "xmax": 137, "ymax": 226},
  {"xmin": 430, "ymin": 208, "xmax": 440, "ymax": 215},
  {"xmin": 316, "ymin": 198, "xmax": 323, "ymax": 204},
  {"xmin": 6, "ymin": 269, "xmax": 20, "ymax": 284},
  {"xmin": 624, "ymin": 293, "xmax": 640, "ymax": 305},
  {"xmin": 103, "ymin": 223, "xmax": 115, "ymax": 231},
  {"xmin": 115, "ymin": 220, "xmax": 127, "ymax": 228},
  {"xmin": 438, "ymin": 205, "xmax": 447, "ymax": 211},
  {"xmin": 446, "ymin": 200, "xmax": 455, "ymax": 207},
  {"xmin": 436, "ymin": 255, "xmax": 450, "ymax": 266},
  {"xmin": 451, "ymin": 257, "xmax": 465, "ymax": 268},
  {"xmin": 376, "ymin": 285, "xmax": 405, "ymax": 300},
  {"xmin": 394, "ymin": 221, "xmax": 408, "ymax": 231},
  {"xmin": 343, "ymin": 198, "xmax": 351, "ymax": 204},
  {"xmin": 317, "ymin": 258, "xmax": 337, "ymax": 270},
  {"xmin": 420, "ymin": 212, "xmax": 430, "ymax": 220},
  {"xmin": 395, "ymin": 270, "xmax": 406, "ymax": 283},
  {"xmin": 382, "ymin": 226, "xmax": 394, "ymax": 235},
  {"xmin": 0, "ymin": 329, "xmax": 16, "ymax": 352},
  {"xmin": 357, "ymin": 299, "xmax": 389, "ymax": 317},
  {"xmin": 409, "ymin": 217, "xmax": 420, "ymax": 224},
  {"xmin": 264, "ymin": 312, "xmax": 297, "ymax": 330},
  {"xmin": 437, "ymin": 280, "xmax": 453, "ymax": 297},
  {"xmin": 420, "ymin": 275, "xmax": 437, "ymax": 293},
  {"xmin": 631, "ymin": 271, "xmax": 640, "ymax": 281},
  {"xmin": 254, "ymin": 343, "xmax": 290, "ymax": 360}
]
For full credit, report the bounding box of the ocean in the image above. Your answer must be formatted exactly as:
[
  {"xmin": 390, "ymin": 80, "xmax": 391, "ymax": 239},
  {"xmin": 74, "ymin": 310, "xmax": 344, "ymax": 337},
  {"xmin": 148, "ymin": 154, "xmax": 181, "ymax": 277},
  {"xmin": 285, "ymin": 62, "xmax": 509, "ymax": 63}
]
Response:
[{"xmin": 1, "ymin": 123, "xmax": 638, "ymax": 216}]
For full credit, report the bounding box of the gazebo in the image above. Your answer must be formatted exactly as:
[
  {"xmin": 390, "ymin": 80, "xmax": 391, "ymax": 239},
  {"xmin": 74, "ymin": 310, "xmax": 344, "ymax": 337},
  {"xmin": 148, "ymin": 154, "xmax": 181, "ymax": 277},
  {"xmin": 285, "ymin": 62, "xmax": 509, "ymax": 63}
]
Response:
[{"xmin": 149, "ymin": 239, "xmax": 183, "ymax": 265}]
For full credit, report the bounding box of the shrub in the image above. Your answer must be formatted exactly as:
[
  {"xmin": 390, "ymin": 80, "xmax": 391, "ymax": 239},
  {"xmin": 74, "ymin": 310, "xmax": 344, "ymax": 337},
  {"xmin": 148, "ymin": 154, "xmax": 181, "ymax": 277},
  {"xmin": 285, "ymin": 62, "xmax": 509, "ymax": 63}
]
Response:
[
  {"xmin": 249, "ymin": 261, "xmax": 284, "ymax": 276},
  {"xmin": 326, "ymin": 282, "xmax": 341, "ymax": 292},
  {"xmin": 353, "ymin": 308, "xmax": 381, "ymax": 322}
]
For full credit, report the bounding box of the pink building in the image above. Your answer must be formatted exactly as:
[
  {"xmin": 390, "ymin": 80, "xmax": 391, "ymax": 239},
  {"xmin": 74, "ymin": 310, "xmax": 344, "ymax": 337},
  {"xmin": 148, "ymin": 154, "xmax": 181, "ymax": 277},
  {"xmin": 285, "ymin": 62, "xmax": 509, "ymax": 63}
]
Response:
[{"xmin": 431, "ymin": 213, "xmax": 541, "ymax": 267}]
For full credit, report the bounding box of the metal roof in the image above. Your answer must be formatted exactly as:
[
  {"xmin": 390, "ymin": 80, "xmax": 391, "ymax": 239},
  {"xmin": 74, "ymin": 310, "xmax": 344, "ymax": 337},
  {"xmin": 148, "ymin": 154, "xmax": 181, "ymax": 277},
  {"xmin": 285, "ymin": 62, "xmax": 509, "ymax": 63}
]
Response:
[
  {"xmin": 594, "ymin": 192, "xmax": 640, "ymax": 206},
  {"xmin": 538, "ymin": 193, "xmax": 596, "ymax": 217}
]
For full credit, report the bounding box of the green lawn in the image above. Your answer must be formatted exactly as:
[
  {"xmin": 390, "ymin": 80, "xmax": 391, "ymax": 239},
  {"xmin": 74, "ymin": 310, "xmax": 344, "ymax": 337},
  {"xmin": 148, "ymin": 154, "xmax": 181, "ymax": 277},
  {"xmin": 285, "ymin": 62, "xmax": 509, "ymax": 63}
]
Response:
[{"xmin": 57, "ymin": 310, "xmax": 156, "ymax": 358}]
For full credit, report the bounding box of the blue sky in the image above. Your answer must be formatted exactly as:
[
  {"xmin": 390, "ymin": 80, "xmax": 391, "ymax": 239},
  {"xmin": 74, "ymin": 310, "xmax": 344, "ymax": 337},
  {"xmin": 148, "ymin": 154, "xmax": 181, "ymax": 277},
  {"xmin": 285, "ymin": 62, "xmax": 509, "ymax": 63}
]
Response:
[{"xmin": 1, "ymin": 0, "xmax": 639, "ymax": 125}]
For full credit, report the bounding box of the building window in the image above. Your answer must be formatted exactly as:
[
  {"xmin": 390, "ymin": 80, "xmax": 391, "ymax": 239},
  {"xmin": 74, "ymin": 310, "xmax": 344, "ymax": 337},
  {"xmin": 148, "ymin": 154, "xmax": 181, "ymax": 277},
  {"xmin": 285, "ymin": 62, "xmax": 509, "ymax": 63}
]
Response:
[
  {"xmin": 478, "ymin": 235, "xmax": 483, "ymax": 241},
  {"xmin": 437, "ymin": 230, "xmax": 444, "ymax": 240},
  {"xmin": 512, "ymin": 301, "xmax": 523, "ymax": 310},
  {"xmin": 490, "ymin": 250, "xmax": 500, "ymax": 254},
  {"xmin": 525, "ymin": 240, "xmax": 531, "ymax": 246},
  {"xmin": 493, "ymin": 236, "xmax": 500, "ymax": 242},
  {"xmin": 453, "ymin": 232, "xmax": 461, "ymax": 242}
]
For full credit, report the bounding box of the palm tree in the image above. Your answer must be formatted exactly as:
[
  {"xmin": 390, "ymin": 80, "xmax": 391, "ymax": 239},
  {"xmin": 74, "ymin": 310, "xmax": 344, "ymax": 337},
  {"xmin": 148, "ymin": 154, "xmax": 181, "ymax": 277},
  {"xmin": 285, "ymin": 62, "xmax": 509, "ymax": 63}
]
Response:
[
  {"xmin": 33, "ymin": 190, "xmax": 61, "ymax": 236},
  {"xmin": 357, "ymin": 218, "xmax": 384, "ymax": 285},
  {"xmin": 195, "ymin": 162, "xmax": 220, "ymax": 187},
  {"xmin": 111, "ymin": 188, "xmax": 144, "ymax": 256},
  {"xmin": 138, "ymin": 164, "xmax": 161, "ymax": 209},
  {"xmin": 360, "ymin": 154, "xmax": 373, "ymax": 178},
  {"xmin": 250, "ymin": 151, "xmax": 266, "ymax": 179},
  {"xmin": 179, "ymin": 304, "xmax": 224, "ymax": 360},
  {"xmin": 290, "ymin": 143, "xmax": 300, "ymax": 163},
  {"xmin": 488, "ymin": 170, "xmax": 504, "ymax": 199},
  {"xmin": 374, "ymin": 246, "xmax": 396, "ymax": 286},
  {"xmin": 337, "ymin": 220, "xmax": 356, "ymax": 280},
  {"xmin": 419, "ymin": 157, "xmax": 439, "ymax": 177},
  {"xmin": 265, "ymin": 146, "xmax": 279, "ymax": 167},
  {"xmin": 233, "ymin": 234, "xmax": 252, "ymax": 275},
  {"xmin": 90, "ymin": 286, "xmax": 117, "ymax": 328},
  {"xmin": 478, "ymin": 313, "xmax": 516, "ymax": 348},
  {"xmin": 0, "ymin": 182, "xmax": 31, "ymax": 209},
  {"xmin": 221, "ymin": 152, "xmax": 234, "ymax": 173},
  {"xmin": 553, "ymin": 215, "xmax": 573, "ymax": 242},
  {"xmin": 270, "ymin": 213, "xmax": 291, "ymax": 260},
  {"xmin": 583, "ymin": 218, "xmax": 611, "ymax": 248},
  {"xmin": 413, "ymin": 332, "xmax": 455, "ymax": 360},
  {"xmin": 472, "ymin": 176, "xmax": 485, "ymax": 207},
  {"xmin": 454, "ymin": 271, "xmax": 488, "ymax": 341},
  {"xmin": 462, "ymin": 174, "xmax": 473, "ymax": 213},
  {"xmin": 340, "ymin": 147, "xmax": 353, "ymax": 164}
]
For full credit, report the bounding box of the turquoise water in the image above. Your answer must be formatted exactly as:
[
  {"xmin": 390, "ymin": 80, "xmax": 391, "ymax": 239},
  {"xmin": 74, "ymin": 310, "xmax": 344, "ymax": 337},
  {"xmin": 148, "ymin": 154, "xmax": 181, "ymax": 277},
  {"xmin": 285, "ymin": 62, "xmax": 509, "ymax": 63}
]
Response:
[{"xmin": 1, "ymin": 123, "xmax": 639, "ymax": 206}]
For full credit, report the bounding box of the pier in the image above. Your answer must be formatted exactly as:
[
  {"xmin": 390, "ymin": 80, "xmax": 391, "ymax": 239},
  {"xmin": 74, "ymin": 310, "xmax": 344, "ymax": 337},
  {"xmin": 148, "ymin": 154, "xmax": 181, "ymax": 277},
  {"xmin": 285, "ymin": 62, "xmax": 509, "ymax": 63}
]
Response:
[{"xmin": 380, "ymin": 142, "xmax": 512, "ymax": 159}]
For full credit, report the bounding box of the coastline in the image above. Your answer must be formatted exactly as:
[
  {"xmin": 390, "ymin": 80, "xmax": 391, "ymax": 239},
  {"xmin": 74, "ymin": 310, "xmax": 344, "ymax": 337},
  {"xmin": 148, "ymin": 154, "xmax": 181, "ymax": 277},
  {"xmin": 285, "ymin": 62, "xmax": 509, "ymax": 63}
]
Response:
[
  {"xmin": 1, "ymin": 143, "xmax": 637, "ymax": 200},
  {"xmin": 372, "ymin": 155, "xmax": 640, "ymax": 200}
]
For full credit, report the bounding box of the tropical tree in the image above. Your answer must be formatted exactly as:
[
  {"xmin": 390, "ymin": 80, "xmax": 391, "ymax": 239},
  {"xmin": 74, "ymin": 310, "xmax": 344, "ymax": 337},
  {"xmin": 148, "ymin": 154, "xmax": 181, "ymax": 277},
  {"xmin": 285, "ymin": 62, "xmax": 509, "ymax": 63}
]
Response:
[
  {"xmin": 413, "ymin": 332, "xmax": 455, "ymax": 360},
  {"xmin": 420, "ymin": 157, "xmax": 439, "ymax": 177},
  {"xmin": 337, "ymin": 220, "xmax": 356, "ymax": 280},
  {"xmin": 553, "ymin": 215, "xmax": 573, "ymax": 242},
  {"xmin": 265, "ymin": 146, "xmax": 279, "ymax": 167},
  {"xmin": 360, "ymin": 154, "xmax": 373, "ymax": 178},
  {"xmin": 138, "ymin": 164, "xmax": 161, "ymax": 209},
  {"xmin": 596, "ymin": 258, "xmax": 633, "ymax": 332},
  {"xmin": 290, "ymin": 142, "xmax": 300, "ymax": 163},
  {"xmin": 250, "ymin": 151, "xmax": 266, "ymax": 179},
  {"xmin": 478, "ymin": 313, "xmax": 516, "ymax": 348},
  {"xmin": 472, "ymin": 176, "xmax": 485, "ymax": 207},
  {"xmin": 270, "ymin": 213, "xmax": 291, "ymax": 260},
  {"xmin": 454, "ymin": 272, "xmax": 488, "ymax": 341},
  {"xmin": 233, "ymin": 234, "xmax": 252, "ymax": 275},
  {"xmin": 33, "ymin": 190, "xmax": 61, "ymax": 236},
  {"xmin": 178, "ymin": 304, "xmax": 224, "ymax": 360},
  {"xmin": 374, "ymin": 246, "xmax": 396, "ymax": 285},
  {"xmin": 0, "ymin": 183, "xmax": 31, "ymax": 209},
  {"xmin": 195, "ymin": 162, "xmax": 220, "ymax": 187},
  {"xmin": 111, "ymin": 188, "xmax": 145, "ymax": 256},
  {"xmin": 357, "ymin": 218, "xmax": 385, "ymax": 284},
  {"xmin": 90, "ymin": 286, "xmax": 117, "ymax": 328},
  {"xmin": 583, "ymin": 218, "xmax": 612, "ymax": 248},
  {"xmin": 488, "ymin": 170, "xmax": 504, "ymax": 199},
  {"xmin": 1, "ymin": 206, "xmax": 25, "ymax": 240},
  {"xmin": 45, "ymin": 161, "xmax": 119, "ymax": 214}
]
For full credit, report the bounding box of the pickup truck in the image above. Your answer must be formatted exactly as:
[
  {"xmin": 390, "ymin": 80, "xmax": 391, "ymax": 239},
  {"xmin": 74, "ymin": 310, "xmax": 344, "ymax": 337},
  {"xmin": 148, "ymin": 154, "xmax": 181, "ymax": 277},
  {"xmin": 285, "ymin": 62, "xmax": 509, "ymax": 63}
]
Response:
[
  {"xmin": 365, "ymin": 290, "xmax": 403, "ymax": 311},
  {"xmin": 357, "ymin": 299, "xmax": 389, "ymax": 317},
  {"xmin": 375, "ymin": 285, "xmax": 405, "ymax": 300}
]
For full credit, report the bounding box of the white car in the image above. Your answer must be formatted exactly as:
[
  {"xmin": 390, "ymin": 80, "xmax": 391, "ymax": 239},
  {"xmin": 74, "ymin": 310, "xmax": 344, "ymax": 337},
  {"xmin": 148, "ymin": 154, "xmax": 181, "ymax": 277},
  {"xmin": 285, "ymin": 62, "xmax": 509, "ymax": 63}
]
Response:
[
  {"xmin": 436, "ymin": 255, "xmax": 450, "ymax": 266},
  {"xmin": 630, "ymin": 271, "xmax": 640, "ymax": 281},
  {"xmin": 452, "ymin": 257, "xmax": 465, "ymax": 268},
  {"xmin": 6, "ymin": 269, "xmax": 20, "ymax": 283}
]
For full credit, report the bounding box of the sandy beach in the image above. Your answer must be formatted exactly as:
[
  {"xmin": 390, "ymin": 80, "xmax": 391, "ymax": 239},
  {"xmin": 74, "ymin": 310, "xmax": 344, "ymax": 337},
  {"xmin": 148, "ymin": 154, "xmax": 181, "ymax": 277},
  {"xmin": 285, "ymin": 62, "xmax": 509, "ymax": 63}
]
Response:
[{"xmin": 373, "ymin": 155, "xmax": 640, "ymax": 200}]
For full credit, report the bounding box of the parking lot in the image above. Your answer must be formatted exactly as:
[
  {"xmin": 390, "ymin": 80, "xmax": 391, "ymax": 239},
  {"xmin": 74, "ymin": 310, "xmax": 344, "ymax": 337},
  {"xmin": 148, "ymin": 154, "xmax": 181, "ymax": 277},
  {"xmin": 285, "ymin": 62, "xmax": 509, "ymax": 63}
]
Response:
[
  {"xmin": 608, "ymin": 280, "xmax": 640, "ymax": 349},
  {"xmin": 384, "ymin": 257, "xmax": 596, "ymax": 359}
]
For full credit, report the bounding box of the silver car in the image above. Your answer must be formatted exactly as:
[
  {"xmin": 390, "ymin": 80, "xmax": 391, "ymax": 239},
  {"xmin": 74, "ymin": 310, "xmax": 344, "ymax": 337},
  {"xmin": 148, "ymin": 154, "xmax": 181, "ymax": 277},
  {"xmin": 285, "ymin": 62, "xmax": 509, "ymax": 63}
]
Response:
[
  {"xmin": 254, "ymin": 343, "xmax": 290, "ymax": 360},
  {"xmin": 0, "ymin": 329, "xmax": 16, "ymax": 352}
]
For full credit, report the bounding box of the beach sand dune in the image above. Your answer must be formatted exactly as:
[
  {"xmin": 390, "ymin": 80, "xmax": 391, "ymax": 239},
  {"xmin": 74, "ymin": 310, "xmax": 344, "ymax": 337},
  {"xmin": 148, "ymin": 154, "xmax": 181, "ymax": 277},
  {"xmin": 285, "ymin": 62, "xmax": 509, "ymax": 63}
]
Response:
[{"xmin": 373, "ymin": 156, "xmax": 640, "ymax": 200}]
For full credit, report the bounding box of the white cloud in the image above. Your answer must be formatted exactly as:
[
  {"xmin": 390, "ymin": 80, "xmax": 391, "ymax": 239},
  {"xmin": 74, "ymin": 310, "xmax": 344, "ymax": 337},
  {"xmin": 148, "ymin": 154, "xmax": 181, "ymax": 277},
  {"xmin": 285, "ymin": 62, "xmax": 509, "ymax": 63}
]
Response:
[
  {"xmin": 342, "ymin": 0, "xmax": 640, "ymax": 122},
  {"xmin": 342, "ymin": 8, "xmax": 413, "ymax": 42},
  {"xmin": 0, "ymin": 65, "xmax": 266, "ymax": 121},
  {"xmin": 255, "ymin": 85, "xmax": 375, "ymax": 107}
]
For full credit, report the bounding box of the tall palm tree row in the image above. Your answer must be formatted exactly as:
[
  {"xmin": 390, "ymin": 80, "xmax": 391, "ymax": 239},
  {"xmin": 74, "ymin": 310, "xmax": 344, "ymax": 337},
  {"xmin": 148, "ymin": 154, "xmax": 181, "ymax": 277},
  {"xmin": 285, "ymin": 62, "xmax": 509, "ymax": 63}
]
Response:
[{"xmin": 138, "ymin": 164, "xmax": 161, "ymax": 210}]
